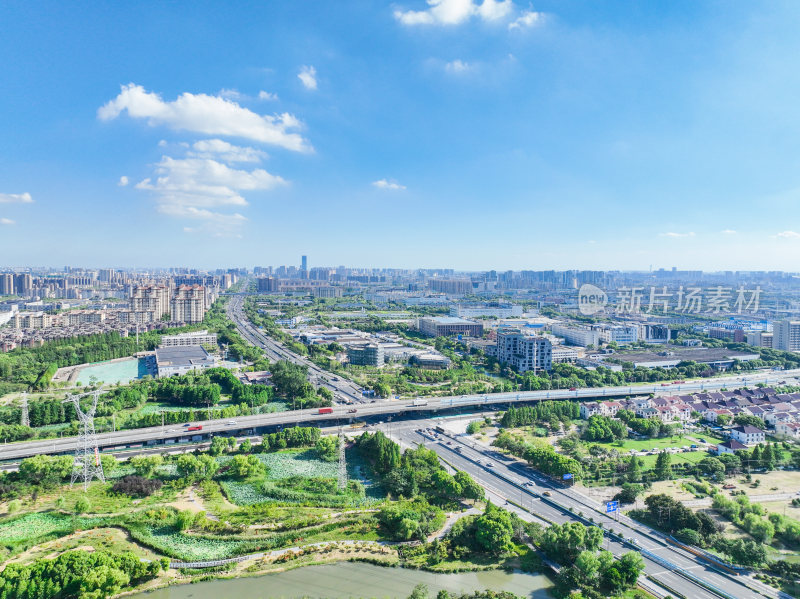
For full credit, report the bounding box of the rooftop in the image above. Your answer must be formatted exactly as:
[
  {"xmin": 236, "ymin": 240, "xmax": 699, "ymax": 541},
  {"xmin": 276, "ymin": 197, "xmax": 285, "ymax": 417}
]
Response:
[
  {"xmin": 421, "ymin": 316, "xmax": 479, "ymax": 325},
  {"xmin": 155, "ymin": 345, "xmax": 214, "ymax": 367}
]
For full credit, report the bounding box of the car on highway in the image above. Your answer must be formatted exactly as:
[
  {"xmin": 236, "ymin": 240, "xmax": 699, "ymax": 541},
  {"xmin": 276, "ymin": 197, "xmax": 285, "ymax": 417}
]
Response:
[
  {"xmin": 485, "ymin": 462, "xmax": 494, "ymax": 468},
  {"xmin": 347, "ymin": 409, "xmax": 357, "ymax": 413},
  {"xmin": 523, "ymin": 481, "xmax": 534, "ymax": 487},
  {"xmin": 542, "ymin": 491, "xmax": 551, "ymax": 497},
  {"xmin": 569, "ymin": 387, "xmax": 577, "ymax": 391},
  {"xmin": 227, "ymin": 421, "xmax": 237, "ymax": 425}
]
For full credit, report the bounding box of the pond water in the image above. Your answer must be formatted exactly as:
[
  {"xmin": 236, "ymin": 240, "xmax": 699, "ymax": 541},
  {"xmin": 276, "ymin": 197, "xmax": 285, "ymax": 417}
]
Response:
[
  {"xmin": 75, "ymin": 357, "xmax": 147, "ymax": 386},
  {"xmin": 131, "ymin": 562, "xmax": 553, "ymax": 599}
]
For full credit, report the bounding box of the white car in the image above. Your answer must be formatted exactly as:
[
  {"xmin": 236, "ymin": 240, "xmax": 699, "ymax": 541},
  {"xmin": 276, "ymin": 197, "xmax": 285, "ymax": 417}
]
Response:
[{"xmin": 227, "ymin": 421, "xmax": 237, "ymax": 425}]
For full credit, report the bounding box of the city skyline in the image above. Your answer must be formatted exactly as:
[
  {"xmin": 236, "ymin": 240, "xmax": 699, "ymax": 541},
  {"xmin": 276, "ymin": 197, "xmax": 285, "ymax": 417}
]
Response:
[{"xmin": 3, "ymin": 1, "xmax": 800, "ymax": 269}]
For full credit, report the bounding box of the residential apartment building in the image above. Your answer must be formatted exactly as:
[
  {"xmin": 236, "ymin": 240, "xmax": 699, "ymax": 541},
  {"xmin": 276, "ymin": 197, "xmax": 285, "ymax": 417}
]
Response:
[
  {"xmin": 10, "ymin": 312, "xmax": 52, "ymax": 329},
  {"xmin": 130, "ymin": 285, "xmax": 170, "ymax": 319},
  {"xmin": 428, "ymin": 278, "xmax": 472, "ymax": 295},
  {"xmin": 746, "ymin": 331, "xmax": 773, "ymax": 348},
  {"xmin": 494, "ymin": 329, "xmax": 552, "ymax": 373},
  {"xmin": 0, "ymin": 274, "xmax": 14, "ymax": 295},
  {"xmin": 774, "ymin": 320, "xmax": 800, "ymax": 351},
  {"xmin": 729, "ymin": 425, "xmax": 765, "ymax": 446},
  {"xmin": 170, "ymin": 285, "xmax": 206, "ymax": 324}
]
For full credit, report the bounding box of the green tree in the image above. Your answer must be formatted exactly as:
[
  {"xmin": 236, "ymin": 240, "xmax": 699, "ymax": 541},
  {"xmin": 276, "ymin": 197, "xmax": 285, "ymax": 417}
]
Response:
[
  {"xmin": 474, "ymin": 502, "xmax": 514, "ymax": 555},
  {"xmin": 129, "ymin": 455, "xmax": 163, "ymax": 478},
  {"xmin": 654, "ymin": 451, "xmax": 672, "ymax": 480},
  {"xmin": 698, "ymin": 457, "xmax": 725, "ymax": 480},
  {"xmin": 455, "ymin": 470, "xmax": 485, "ymax": 502}
]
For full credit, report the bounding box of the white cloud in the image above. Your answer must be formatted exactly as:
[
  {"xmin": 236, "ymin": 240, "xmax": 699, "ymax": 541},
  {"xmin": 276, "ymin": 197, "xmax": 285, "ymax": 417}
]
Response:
[
  {"xmin": 298, "ymin": 66, "xmax": 318, "ymax": 90},
  {"xmin": 0, "ymin": 218, "xmax": 14, "ymax": 225},
  {"xmin": 218, "ymin": 88, "xmax": 243, "ymax": 100},
  {"xmin": 445, "ymin": 59, "xmax": 472, "ymax": 73},
  {"xmin": 394, "ymin": 0, "xmax": 513, "ymax": 25},
  {"xmin": 776, "ymin": 230, "xmax": 800, "ymax": 238},
  {"xmin": 118, "ymin": 176, "xmax": 129, "ymax": 187},
  {"xmin": 508, "ymin": 9, "xmax": 542, "ymax": 30},
  {"xmin": 720, "ymin": 229, "xmax": 737, "ymax": 234},
  {"xmin": 659, "ymin": 232, "xmax": 695, "ymax": 238},
  {"xmin": 98, "ymin": 83, "xmax": 310, "ymax": 152},
  {"xmin": 189, "ymin": 139, "xmax": 267, "ymax": 163},
  {"xmin": 135, "ymin": 151, "xmax": 286, "ymax": 235},
  {"xmin": 258, "ymin": 90, "xmax": 278, "ymax": 101},
  {"xmin": 373, "ymin": 179, "xmax": 407, "ymax": 190},
  {"xmin": 478, "ymin": 0, "xmax": 513, "ymax": 20},
  {"xmin": 0, "ymin": 192, "xmax": 33, "ymax": 204}
]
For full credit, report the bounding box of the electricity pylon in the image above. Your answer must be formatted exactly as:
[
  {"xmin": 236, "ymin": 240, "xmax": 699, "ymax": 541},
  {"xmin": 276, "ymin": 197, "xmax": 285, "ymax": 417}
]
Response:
[
  {"xmin": 63, "ymin": 390, "xmax": 105, "ymax": 490},
  {"xmin": 337, "ymin": 428, "xmax": 347, "ymax": 491},
  {"xmin": 20, "ymin": 392, "xmax": 29, "ymax": 427}
]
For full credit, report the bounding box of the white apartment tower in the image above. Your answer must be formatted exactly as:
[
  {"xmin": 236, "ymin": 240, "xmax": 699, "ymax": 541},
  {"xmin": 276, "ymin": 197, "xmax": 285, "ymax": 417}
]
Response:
[{"xmin": 774, "ymin": 320, "xmax": 800, "ymax": 352}]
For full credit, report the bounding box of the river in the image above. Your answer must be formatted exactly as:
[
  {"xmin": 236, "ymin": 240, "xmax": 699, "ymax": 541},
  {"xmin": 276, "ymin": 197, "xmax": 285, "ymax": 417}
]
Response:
[{"xmin": 131, "ymin": 562, "xmax": 554, "ymax": 599}]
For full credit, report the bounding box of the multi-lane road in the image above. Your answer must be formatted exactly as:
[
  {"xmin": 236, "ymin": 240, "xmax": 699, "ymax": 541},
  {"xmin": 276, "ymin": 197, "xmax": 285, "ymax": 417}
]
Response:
[
  {"xmin": 384, "ymin": 418, "xmax": 784, "ymax": 599},
  {"xmin": 1, "ymin": 296, "xmax": 798, "ymax": 462},
  {"xmin": 227, "ymin": 294, "xmax": 364, "ymax": 402}
]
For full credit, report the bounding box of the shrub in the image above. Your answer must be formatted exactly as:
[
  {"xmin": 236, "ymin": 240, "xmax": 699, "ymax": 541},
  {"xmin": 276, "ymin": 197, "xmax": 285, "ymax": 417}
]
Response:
[{"xmin": 111, "ymin": 475, "xmax": 164, "ymax": 497}]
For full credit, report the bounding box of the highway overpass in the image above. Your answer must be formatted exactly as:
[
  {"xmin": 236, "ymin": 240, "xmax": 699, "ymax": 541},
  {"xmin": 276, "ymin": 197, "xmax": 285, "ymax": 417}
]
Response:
[{"xmin": 0, "ymin": 371, "xmax": 792, "ymax": 462}]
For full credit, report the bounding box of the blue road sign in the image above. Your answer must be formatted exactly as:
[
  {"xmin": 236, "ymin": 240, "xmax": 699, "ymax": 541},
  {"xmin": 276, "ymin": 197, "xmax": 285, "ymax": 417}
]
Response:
[
  {"xmin": 606, "ymin": 501, "xmax": 619, "ymax": 513},
  {"xmin": 563, "ymin": 473, "xmax": 573, "ymax": 480}
]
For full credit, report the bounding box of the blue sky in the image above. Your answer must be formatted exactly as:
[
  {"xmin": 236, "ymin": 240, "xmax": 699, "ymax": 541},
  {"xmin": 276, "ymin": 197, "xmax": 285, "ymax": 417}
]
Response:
[{"xmin": 2, "ymin": 0, "xmax": 800, "ymax": 271}]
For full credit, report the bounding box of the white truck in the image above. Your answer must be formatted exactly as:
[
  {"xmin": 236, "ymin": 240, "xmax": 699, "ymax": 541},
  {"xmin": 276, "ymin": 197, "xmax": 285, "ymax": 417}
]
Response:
[{"xmin": 412, "ymin": 398, "xmax": 428, "ymax": 407}]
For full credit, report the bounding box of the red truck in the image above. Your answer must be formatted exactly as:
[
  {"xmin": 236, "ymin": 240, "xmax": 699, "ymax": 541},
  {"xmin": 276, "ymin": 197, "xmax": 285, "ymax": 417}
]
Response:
[
  {"xmin": 187, "ymin": 425, "xmax": 203, "ymax": 431},
  {"xmin": 318, "ymin": 407, "xmax": 333, "ymax": 415}
]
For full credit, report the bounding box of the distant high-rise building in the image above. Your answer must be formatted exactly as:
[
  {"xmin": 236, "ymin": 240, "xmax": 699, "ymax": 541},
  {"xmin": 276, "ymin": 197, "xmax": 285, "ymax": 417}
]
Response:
[
  {"xmin": 0, "ymin": 274, "xmax": 14, "ymax": 295},
  {"xmin": 14, "ymin": 274, "xmax": 32, "ymax": 296},
  {"xmin": 301, "ymin": 255, "xmax": 308, "ymax": 276},
  {"xmin": 170, "ymin": 285, "xmax": 206, "ymax": 324},
  {"xmin": 774, "ymin": 320, "xmax": 800, "ymax": 351},
  {"xmin": 257, "ymin": 277, "xmax": 279, "ymax": 292},
  {"xmin": 428, "ymin": 278, "xmax": 472, "ymax": 295}
]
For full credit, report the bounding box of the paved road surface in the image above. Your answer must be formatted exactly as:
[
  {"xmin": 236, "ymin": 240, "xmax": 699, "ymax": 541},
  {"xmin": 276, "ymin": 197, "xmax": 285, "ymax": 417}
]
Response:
[{"xmin": 383, "ymin": 419, "xmax": 782, "ymax": 599}]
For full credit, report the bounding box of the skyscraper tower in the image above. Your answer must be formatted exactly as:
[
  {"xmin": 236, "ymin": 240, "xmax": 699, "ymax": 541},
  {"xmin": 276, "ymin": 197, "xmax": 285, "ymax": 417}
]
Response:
[{"xmin": 301, "ymin": 255, "xmax": 308, "ymax": 272}]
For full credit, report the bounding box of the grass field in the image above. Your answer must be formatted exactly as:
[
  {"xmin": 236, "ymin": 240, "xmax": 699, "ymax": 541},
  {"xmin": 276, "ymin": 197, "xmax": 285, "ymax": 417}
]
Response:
[
  {"xmin": 638, "ymin": 451, "xmax": 711, "ymax": 468},
  {"xmin": 594, "ymin": 433, "xmax": 722, "ymax": 453}
]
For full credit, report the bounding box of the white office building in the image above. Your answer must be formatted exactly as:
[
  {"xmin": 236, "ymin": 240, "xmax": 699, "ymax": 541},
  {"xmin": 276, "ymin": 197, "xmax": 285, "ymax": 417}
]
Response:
[
  {"xmin": 550, "ymin": 323, "xmax": 600, "ymax": 347},
  {"xmin": 160, "ymin": 329, "xmax": 218, "ymax": 348}
]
